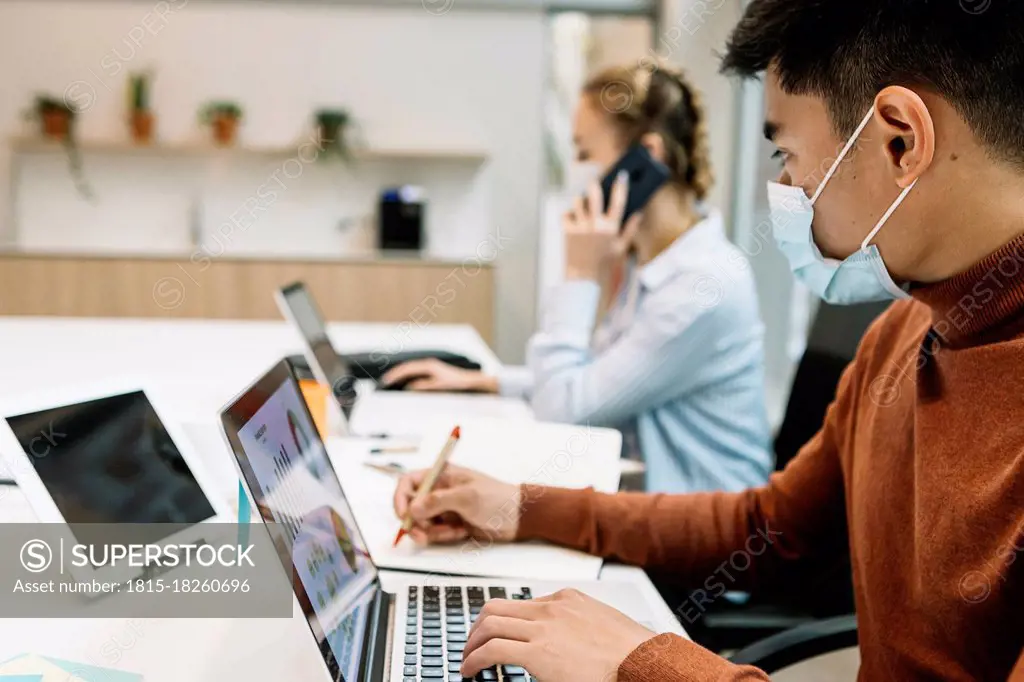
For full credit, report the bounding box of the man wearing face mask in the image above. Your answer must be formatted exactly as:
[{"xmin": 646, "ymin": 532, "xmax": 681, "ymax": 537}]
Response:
[{"xmin": 391, "ymin": 1, "xmax": 1024, "ymax": 680}]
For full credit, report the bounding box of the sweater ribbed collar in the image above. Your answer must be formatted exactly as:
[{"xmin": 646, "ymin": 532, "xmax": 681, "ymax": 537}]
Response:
[{"xmin": 911, "ymin": 232, "xmax": 1024, "ymax": 345}]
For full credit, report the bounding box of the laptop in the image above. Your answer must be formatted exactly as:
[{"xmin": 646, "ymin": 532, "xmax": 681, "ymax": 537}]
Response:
[
  {"xmin": 219, "ymin": 359, "xmax": 661, "ymax": 682},
  {"xmin": 274, "ymin": 282, "xmax": 482, "ymax": 398},
  {"xmin": 274, "ymin": 282, "xmax": 360, "ymax": 429}
]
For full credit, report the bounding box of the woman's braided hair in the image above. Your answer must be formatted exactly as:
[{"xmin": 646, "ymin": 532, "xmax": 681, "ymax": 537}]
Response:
[{"xmin": 583, "ymin": 63, "xmax": 713, "ymax": 201}]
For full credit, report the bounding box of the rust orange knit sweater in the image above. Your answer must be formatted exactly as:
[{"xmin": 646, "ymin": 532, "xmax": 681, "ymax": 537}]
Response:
[{"xmin": 518, "ymin": 234, "xmax": 1024, "ymax": 680}]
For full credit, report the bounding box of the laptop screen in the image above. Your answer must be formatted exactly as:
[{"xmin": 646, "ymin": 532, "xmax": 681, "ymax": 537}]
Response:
[
  {"xmin": 6, "ymin": 391, "xmax": 216, "ymax": 547},
  {"xmin": 228, "ymin": 370, "xmax": 378, "ymax": 682},
  {"xmin": 278, "ymin": 283, "xmax": 356, "ymax": 417}
]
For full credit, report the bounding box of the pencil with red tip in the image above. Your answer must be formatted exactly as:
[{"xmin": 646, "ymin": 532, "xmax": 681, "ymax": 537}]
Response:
[{"xmin": 393, "ymin": 425, "xmax": 461, "ymax": 547}]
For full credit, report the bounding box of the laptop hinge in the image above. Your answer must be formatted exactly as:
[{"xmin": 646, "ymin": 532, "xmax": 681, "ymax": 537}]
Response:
[{"xmin": 364, "ymin": 589, "xmax": 395, "ymax": 682}]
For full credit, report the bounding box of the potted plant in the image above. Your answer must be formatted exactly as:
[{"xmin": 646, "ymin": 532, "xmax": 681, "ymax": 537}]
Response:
[
  {"xmin": 23, "ymin": 94, "xmax": 93, "ymax": 200},
  {"xmin": 314, "ymin": 108, "xmax": 353, "ymax": 161},
  {"xmin": 128, "ymin": 71, "xmax": 155, "ymax": 144},
  {"xmin": 29, "ymin": 95, "xmax": 75, "ymax": 141},
  {"xmin": 199, "ymin": 101, "xmax": 243, "ymax": 146}
]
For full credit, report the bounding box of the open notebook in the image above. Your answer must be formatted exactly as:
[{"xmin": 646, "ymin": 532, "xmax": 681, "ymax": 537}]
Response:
[
  {"xmin": 325, "ymin": 417, "xmax": 623, "ymax": 581},
  {"xmin": 347, "ymin": 391, "xmax": 534, "ymax": 438}
]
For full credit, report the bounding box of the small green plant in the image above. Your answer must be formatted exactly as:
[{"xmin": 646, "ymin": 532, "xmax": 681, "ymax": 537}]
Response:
[
  {"xmin": 199, "ymin": 101, "xmax": 243, "ymax": 124},
  {"xmin": 315, "ymin": 108, "xmax": 353, "ymax": 161},
  {"xmin": 32, "ymin": 95, "xmax": 75, "ymax": 119},
  {"xmin": 24, "ymin": 94, "xmax": 94, "ymax": 200},
  {"xmin": 199, "ymin": 101, "xmax": 243, "ymax": 145},
  {"xmin": 128, "ymin": 71, "xmax": 152, "ymax": 112},
  {"xmin": 127, "ymin": 72, "xmax": 157, "ymax": 144}
]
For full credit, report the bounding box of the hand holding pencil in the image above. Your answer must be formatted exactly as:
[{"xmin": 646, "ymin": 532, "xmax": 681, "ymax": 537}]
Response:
[
  {"xmin": 393, "ymin": 425, "xmax": 462, "ymax": 546},
  {"xmin": 392, "ymin": 446, "xmax": 522, "ymax": 547}
]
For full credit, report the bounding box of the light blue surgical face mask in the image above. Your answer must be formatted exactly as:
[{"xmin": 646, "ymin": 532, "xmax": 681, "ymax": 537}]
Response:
[{"xmin": 767, "ymin": 107, "xmax": 917, "ymax": 305}]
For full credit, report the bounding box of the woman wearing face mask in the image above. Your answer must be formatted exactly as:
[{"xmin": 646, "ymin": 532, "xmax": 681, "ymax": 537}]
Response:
[{"xmin": 383, "ymin": 64, "xmax": 772, "ymax": 493}]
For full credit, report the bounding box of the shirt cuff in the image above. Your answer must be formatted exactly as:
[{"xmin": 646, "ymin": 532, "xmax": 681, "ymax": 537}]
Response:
[
  {"xmin": 496, "ymin": 365, "xmax": 533, "ymax": 399},
  {"xmin": 541, "ymin": 281, "xmax": 601, "ymax": 335},
  {"xmin": 618, "ymin": 633, "xmax": 770, "ymax": 681},
  {"xmin": 514, "ymin": 484, "xmax": 594, "ymax": 550}
]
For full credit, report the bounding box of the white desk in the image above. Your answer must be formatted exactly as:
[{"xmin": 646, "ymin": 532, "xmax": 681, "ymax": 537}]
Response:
[
  {"xmin": 0, "ymin": 317, "xmax": 500, "ymax": 423},
  {"xmin": 0, "ymin": 317, "xmax": 685, "ymax": 680}
]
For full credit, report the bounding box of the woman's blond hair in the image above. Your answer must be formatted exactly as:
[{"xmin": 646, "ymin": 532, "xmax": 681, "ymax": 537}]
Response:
[{"xmin": 582, "ymin": 63, "xmax": 713, "ymax": 201}]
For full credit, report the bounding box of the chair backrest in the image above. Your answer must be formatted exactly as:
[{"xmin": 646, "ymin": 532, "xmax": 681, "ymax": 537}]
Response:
[
  {"xmin": 773, "ymin": 300, "xmax": 891, "ymax": 472},
  {"xmin": 729, "ymin": 613, "xmax": 859, "ymax": 678}
]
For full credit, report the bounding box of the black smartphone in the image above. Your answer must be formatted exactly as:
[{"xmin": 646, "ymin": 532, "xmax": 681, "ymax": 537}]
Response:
[{"xmin": 590, "ymin": 144, "xmax": 671, "ymax": 231}]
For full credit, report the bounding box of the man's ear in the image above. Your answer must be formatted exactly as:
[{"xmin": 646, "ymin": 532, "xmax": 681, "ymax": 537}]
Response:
[
  {"xmin": 639, "ymin": 132, "xmax": 667, "ymax": 165},
  {"xmin": 874, "ymin": 86, "xmax": 936, "ymax": 188}
]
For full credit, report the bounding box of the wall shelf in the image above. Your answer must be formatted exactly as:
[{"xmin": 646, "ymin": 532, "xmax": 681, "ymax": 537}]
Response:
[{"xmin": 8, "ymin": 137, "xmax": 489, "ymax": 164}]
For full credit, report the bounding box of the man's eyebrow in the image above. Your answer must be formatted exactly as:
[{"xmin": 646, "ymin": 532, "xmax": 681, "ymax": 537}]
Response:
[{"xmin": 763, "ymin": 120, "xmax": 780, "ymax": 142}]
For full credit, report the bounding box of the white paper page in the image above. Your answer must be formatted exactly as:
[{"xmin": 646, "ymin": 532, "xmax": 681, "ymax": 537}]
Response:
[
  {"xmin": 413, "ymin": 418, "xmax": 622, "ymax": 491},
  {"xmin": 327, "ymin": 417, "xmax": 622, "ymax": 581},
  {"xmin": 348, "ymin": 392, "xmax": 533, "ymax": 438},
  {"xmin": 333, "ymin": 456, "xmax": 606, "ymax": 581}
]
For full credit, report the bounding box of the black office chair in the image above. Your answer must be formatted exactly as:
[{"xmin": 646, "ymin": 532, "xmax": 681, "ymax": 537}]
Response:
[
  {"xmin": 682, "ymin": 300, "xmax": 891, "ymax": 653},
  {"xmin": 773, "ymin": 301, "xmax": 892, "ymax": 471},
  {"xmin": 729, "ymin": 614, "xmax": 859, "ymax": 675}
]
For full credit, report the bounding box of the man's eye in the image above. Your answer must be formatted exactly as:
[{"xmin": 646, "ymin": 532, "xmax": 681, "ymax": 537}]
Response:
[{"xmin": 771, "ymin": 149, "xmax": 786, "ymax": 163}]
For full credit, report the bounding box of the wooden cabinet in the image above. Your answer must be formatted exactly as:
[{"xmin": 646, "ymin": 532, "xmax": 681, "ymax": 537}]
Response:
[{"xmin": 0, "ymin": 252, "xmax": 495, "ymax": 344}]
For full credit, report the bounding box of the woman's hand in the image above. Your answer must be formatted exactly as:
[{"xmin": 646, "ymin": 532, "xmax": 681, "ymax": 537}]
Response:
[
  {"xmin": 392, "ymin": 464, "xmax": 521, "ymax": 545},
  {"xmin": 380, "ymin": 359, "xmax": 497, "ymax": 393},
  {"xmin": 564, "ymin": 171, "xmax": 643, "ymax": 281},
  {"xmin": 460, "ymin": 588, "xmax": 657, "ymax": 681}
]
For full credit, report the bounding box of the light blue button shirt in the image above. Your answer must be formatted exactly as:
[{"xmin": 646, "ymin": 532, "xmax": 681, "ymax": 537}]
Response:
[{"xmin": 504, "ymin": 209, "xmax": 772, "ymax": 494}]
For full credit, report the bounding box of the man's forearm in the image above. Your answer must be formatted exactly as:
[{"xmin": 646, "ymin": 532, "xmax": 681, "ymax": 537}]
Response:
[
  {"xmin": 515, "ymin": 458, "xmax": 843, "ymax": 600},
  {"xmin": 515, "ymin": 485, "xmax": 597, "ymax": 552},
  {"xmin": 514, "ymin": 483, "xmax": 781, "ymax": 592}
]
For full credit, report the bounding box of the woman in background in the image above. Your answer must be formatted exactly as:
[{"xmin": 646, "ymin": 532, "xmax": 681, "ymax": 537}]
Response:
[{"xmin": 382, "ymin": 64, "xmax": 771, "ymax": 493}]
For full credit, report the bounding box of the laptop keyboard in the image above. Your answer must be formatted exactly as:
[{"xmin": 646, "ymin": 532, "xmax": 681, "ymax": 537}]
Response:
[{"xmin": 403, "ymin": 584, "xmax": 534, "ymax": 682}]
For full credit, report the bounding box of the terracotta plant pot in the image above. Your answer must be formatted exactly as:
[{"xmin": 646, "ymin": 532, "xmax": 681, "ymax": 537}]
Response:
[
  {"xmin": 211, "ymin": 115, "xmax": 239, "ymax": 146},
  {"xmin": 318, "ymin": 121, "xmax": 344, "ymax": 146},
  {"xmin": 314, "ymin": 110, "xmax": 351, "ymax": 160},
  {"xmin": 130, "ymin": 110, "xmax": 155, "ymax": 144},
  {"xmin": 41, "ymin": 110, "xmax": 71, "ymax": 141}
]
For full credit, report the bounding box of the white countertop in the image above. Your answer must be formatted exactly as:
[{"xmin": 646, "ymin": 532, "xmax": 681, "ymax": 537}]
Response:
[{"xmin": 0, "ymin": 317, "xmax": 498, "ymax": 415}]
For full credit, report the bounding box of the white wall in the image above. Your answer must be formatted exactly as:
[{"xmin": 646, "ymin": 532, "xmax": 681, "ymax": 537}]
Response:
[
  {"xmin": 651, "ymin": 0, "xmax": 806, "ymax": 426},
  {"xmin": 587, "ymin": 15, "xmax": 654, "ymax": 72},
  {"xmin": 658, "ymin": 0, "xmax": 741, "ymax": 230},
  {"xmin": 0, "ymin": 0, "xmax": 546, "ymax": 362}
]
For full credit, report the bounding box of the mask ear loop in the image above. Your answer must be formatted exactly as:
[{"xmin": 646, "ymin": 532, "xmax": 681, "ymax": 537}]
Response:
[
  {"xmin": 809, "ymin": 108, "xmax": 876, "ymax": 206},
  {"xmin": 860, "ymin": 177, "xmax": 919, "ymax": 250}
]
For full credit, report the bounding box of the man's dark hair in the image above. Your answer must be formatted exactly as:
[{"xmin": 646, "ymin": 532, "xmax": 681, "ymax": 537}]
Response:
[{"xmin": 721, "ymin": 0, "xmax": 1024, "ymax": 166}]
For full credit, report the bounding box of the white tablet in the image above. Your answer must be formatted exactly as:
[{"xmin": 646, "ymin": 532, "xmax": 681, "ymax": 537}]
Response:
[{"xmin": 0, "ymin": 377, "xmax": 230, "ymax": 586}]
